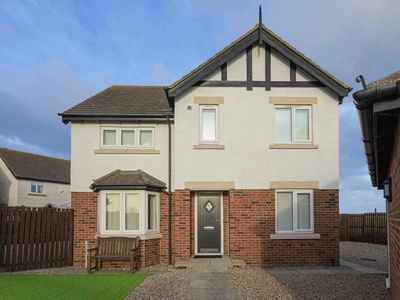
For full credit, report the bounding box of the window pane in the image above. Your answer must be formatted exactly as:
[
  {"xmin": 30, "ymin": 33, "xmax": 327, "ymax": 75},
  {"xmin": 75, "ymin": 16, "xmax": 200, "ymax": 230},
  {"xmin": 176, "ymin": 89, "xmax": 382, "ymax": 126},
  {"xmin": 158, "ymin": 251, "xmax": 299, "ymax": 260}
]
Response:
[
  {"xmin": 125, "ymin": 194, "xmax": 140, "ymax": 230},
  {"xmin": 103, "ymin": 130, "xmax": 116, "ymax": 145},
  {"xmin": 275, "ymin": 108, "xmax": 292, "ymax": 142},
  {"xmin": 121, "ymin": 130, "xmax": 135, "ymax": 146},
  {"xmin": 277, "ymin": 192, "xmax": 293, "ymax": 231},
  {"xmin": 30, "ymin": 182, "xmax": 37, "ymax": 193},
  {"xmin": 202, "ymin": 108, "xmax": 216, "ymax": 141},
  {"xmin": 148, "ymin": 194, "xmax": 158, "ymax": 230},
  {"xmin": 106, "ymin": 193, "xmax": 120, "ymax": 230},
  {"xmin": 140, "ymin": 130, "xmax": 153, "ymax": 146},
  {"xmin": 295, "ymin": 109, "xmax": 310, "ymax": 141},
  {"xmin": 37, "ymin": 182, "xmax": 44, "ymax": 194},
  {"xmin": 297, "ymin": 193, "xmax": 311, "ymax": 230}
]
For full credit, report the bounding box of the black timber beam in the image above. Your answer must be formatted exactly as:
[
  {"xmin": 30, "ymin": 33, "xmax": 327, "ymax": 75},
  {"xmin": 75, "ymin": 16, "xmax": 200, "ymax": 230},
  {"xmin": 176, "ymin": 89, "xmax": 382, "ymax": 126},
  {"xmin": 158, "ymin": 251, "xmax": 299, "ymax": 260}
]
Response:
[
  {"xmin": 221, "ymin": 63, "xmax": 227, "ymax": 81},
  {"xmin": 290, "ymin": 61, "xmax": 296, "ymax": 82},
  {"xmin": 246, "ymin": 46, "xmax": 253, "ymax": 90},
  {"xmin": 193, "ymin": 80, "xmax": 325, "ymax": 88},
  {"xmin": 265, "ymin": 44, "xmax": 271, "ymax": 91}
]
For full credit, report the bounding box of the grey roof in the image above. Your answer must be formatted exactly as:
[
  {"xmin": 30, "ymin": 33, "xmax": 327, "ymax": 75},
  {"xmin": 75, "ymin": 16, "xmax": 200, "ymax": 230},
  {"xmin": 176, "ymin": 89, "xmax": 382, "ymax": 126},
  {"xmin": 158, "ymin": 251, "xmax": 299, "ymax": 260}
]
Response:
[
  {"xmin": 90, "ymin": 169, "xmax": 166, "ymax": 191},
  {"xmin": 367, "ymin": 70, "xmax": 400, "ymax": 88},
  {"xmin": 60, "ymin": 85, "xmax": 173, "ymax": 123},
  {"xmin": 0, "ymin": 148, "xmax": 70, "ymax": 184}
]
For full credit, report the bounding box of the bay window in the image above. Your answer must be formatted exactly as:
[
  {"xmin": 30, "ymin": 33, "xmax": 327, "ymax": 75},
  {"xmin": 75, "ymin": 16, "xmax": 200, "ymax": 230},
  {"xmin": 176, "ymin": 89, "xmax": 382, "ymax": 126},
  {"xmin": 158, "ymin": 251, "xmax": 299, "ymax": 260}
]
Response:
[
  {"xmin": 276, "ymin": 190, "xmax": 313, "ymax": 233},
  {"xmin": 100, "ymin": 190, "xmax": 159, "ymax": 234},
  {"xmin": 275, "ymin": 106, "xmax": 311, "ymax": 143}
]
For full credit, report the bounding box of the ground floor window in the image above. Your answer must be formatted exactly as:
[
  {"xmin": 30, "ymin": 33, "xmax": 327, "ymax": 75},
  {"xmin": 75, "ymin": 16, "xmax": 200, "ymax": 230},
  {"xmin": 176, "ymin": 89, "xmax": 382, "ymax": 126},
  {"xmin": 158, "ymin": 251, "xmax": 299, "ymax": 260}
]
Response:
[
  {"xmin": 275, "ymin": 190, "xmax": 313, "ymax": 233},
  {"xmin": 100, "ymin": 190, "xmax": 159, "ymax": 235}
]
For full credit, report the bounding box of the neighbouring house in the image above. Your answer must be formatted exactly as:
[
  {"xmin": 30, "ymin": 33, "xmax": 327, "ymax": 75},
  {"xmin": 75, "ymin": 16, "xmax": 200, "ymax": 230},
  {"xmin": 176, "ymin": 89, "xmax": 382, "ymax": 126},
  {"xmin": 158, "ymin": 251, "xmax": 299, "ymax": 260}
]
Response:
[
  {"xmin": 353, "ymin": 70, "xmax": 400, "ymax": 297},
  {"xmin": 0, "ymin": 148, "xmax": 71, "ymax": 207},
  {"xmin": 60, "ymin": 22, "xmax": 351, "ymax": 269}
]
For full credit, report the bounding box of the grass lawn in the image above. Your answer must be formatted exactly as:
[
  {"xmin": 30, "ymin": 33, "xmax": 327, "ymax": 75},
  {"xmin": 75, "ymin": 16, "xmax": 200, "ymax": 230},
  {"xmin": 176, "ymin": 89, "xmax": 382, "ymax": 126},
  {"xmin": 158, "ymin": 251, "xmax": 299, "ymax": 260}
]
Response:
[{"xmin": 0, "ymin": 274, "xmax": 148, "ymax": 300}]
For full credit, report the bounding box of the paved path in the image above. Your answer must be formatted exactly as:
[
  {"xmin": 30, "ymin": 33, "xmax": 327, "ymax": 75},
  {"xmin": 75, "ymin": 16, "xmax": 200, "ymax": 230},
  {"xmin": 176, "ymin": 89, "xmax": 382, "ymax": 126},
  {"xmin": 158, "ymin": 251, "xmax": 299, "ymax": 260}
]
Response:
[{"xmin": 186, "ymin": 256, "xmax": 238, "ymax": 300}]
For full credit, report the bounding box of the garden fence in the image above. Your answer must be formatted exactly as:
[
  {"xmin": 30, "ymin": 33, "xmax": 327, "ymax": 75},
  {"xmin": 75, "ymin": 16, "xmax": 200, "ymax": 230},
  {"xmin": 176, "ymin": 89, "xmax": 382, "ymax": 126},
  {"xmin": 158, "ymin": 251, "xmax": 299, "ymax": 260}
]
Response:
[
  {"xmin": 0, "ymin": 206, "xmax": 74, "ymax": 272},
  {"xmin": 340, "ymin": 210, "xmax": 387, "ymax": 245}
]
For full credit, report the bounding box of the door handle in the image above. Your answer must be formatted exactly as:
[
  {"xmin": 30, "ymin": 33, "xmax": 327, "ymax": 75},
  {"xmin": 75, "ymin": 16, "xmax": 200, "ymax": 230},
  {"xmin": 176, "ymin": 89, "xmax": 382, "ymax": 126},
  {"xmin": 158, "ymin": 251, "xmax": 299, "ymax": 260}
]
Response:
[{"xmin": 216, "ymin": 219, "xmax": 220, "ymax": 222}]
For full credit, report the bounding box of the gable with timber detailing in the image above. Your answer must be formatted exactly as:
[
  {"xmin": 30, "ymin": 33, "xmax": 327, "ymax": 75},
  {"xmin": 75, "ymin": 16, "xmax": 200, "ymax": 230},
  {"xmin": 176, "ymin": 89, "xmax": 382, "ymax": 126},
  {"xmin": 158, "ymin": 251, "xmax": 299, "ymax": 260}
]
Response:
[{"xmin": 168, "ymin": 25, "xmax": 351, "ymax": 98}]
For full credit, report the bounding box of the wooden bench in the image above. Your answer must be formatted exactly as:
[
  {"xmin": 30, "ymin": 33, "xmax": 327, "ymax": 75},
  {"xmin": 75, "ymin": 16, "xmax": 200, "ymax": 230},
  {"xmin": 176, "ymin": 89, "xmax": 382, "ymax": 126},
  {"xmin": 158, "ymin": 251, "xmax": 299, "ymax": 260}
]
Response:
[{"xmin": 87, "ymin": 236, "xmax": 140, "ymax": 274}]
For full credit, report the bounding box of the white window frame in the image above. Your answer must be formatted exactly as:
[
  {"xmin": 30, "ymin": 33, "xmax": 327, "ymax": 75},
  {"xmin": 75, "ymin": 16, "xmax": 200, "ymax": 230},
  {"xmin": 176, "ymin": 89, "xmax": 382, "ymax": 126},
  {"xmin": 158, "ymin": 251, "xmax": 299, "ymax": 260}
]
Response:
[
  {"xmin": 101, "ymin": 127, "xmax": 155, "ymax": 149},
  {"xmin": 99, "ymin": 190, "xmax": 160, "ymax": 235},
  {"xmin": 199, "ymin": 105, "xmax": 219, "ymax": 144},
  {"xmin": 274, "ymin": 106, "xmax": 312, "ymax": 144},
  {"xmin": 146, "ymin": 191, "xmax": 160, "ymax": 233},
  {"xmin": 30, "ymin": 181, "xmax": 45, "ymax": 194},
  {"xmin": 275, "ymin": 190, "xmax": 314, "ymax": 234}
]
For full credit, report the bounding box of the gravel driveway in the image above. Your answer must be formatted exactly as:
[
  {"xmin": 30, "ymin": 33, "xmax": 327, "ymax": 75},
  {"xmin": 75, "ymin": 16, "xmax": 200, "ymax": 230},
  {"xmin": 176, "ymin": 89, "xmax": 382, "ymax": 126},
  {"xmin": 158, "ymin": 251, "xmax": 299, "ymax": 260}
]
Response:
[
  {"xmin": 231, "ymin": 268, "xmax": 389, "ymax": 300},
  {"xmin": 340, "ymin": 241, "xmax": 387, "ymax": 272},
  {"xmin": 126, "ymin": 268, "xmax": 190, "ymax": 300}
]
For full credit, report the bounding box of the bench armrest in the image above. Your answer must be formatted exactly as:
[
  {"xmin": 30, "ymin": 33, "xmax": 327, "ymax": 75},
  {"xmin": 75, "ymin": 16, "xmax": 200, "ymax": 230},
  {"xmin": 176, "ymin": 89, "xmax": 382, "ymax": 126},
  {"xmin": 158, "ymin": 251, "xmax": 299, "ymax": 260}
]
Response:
[
  {"xmin": 130, "ymin": 247, "xmax": 139, "ymax": 252},
  {"xmin": 87, "ymin": 247, "xmax": 99, "ymax": 252}
]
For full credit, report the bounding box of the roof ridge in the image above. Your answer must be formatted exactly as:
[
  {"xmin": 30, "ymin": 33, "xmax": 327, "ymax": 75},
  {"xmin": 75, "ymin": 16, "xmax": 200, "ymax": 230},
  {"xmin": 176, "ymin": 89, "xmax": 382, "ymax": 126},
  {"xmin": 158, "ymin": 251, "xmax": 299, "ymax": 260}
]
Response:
[
  {"xmin": 93, "ymin": 169, "xmax": 121, "ymax": 184},
  {"xmin": 136, "ymin": 169, "xmax": 151, "ymax": 185},
  {"xmin": 0, "ymin": 148, "xmax": 70, "ymax": 163}
]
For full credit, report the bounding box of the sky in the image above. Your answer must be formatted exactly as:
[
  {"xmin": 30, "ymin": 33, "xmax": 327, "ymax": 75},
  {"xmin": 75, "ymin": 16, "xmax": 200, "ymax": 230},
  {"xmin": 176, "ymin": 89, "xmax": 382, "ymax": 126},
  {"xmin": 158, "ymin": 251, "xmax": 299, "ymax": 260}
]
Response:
[{"xmin": 1, "ymin": 0, "xmax": 399, "ymax": 213}]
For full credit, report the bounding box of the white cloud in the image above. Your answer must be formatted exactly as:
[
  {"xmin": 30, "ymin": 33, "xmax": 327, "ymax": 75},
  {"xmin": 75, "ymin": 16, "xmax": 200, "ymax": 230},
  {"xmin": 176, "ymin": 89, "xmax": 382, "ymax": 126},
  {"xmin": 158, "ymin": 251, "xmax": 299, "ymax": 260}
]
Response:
[{"xmin": 0, "ymin": 134, "xmax": 68, "ymax": 159}]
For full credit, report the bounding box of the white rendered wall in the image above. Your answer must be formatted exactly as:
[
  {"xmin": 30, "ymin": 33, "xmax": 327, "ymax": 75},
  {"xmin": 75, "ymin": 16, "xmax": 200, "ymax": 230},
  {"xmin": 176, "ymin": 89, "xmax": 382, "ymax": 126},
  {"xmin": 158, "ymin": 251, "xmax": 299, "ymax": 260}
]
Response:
[
  {"xmin": 174, "ymin": 86, "xmax": 339, "ymax": 190},
  {"xmin": 71, "ymin": 123, "xmax": 173, "ymax": 192}
]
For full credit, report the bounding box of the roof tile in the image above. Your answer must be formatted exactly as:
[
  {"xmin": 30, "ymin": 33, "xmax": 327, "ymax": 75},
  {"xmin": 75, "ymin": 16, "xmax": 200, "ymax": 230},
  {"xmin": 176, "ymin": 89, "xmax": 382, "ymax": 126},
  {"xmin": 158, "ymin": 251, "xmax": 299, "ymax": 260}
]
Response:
[{"xmin": 0, "ymin": 148, "xmax": 70, "ymax": 184}]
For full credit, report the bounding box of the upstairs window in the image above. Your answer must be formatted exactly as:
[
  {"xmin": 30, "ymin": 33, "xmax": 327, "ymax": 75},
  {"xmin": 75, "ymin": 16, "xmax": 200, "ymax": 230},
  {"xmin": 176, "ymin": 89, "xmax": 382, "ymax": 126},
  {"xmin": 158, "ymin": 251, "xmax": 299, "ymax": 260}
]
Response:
[
  {"xmin": 30, "ymin": 181, "xmax": 44, "ymax": 194},
  {"xmin": 200, "ymin": 105, "xmax": 218, "ymax": 143},
  {"xmin": 101, "ymin": 128, "xmax": 154, "ymax": 148},
  {"xmin": 275, "ymin": 106, "xmax": 311, "ymax": 143}
]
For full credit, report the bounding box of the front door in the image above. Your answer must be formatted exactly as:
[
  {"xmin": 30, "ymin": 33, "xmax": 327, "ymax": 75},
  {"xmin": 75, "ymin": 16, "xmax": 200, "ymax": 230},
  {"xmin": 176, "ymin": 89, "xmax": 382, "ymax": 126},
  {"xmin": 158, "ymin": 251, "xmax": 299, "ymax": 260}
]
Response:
[{"xmin": 197, "ymin": 193, "xmax": 222, "ymax": 254}]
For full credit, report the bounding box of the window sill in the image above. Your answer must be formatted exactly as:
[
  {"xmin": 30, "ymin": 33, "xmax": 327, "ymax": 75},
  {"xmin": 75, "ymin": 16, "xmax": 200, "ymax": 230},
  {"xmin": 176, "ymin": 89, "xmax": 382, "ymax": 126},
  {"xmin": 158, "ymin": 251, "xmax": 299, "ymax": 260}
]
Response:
[
  {"xmin": 269, "ymin": 144, "xmax": 319, "ymax": 149},
  {"xmin": 193, "ymin": 144, "xmax": 225, "ymax": 150},
  {"xmin": 28, "ymin": 193, "xmax": 47, "ymax": 197},
  {"xmin": 270, "ymin": 234, "xmax": 320, "ymax": 240},
  {"xmin": 94, "ymin": 149, "xmax": 160, "ymax": 154},
  {"xmin": 97, "ymin": 233, "xmax": 162, "ymax": 240}
]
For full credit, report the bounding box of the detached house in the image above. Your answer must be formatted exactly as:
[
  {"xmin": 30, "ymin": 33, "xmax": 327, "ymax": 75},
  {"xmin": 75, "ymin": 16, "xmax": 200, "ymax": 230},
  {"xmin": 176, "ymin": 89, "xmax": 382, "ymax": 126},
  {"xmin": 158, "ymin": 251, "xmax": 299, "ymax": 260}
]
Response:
[
  {"xmin": 0, "ymin": 148, "xmax": 71, "ymax": 207},
  {"xmin": 60, "ymin": 22, "xmax": 350, "ymax": 269}
]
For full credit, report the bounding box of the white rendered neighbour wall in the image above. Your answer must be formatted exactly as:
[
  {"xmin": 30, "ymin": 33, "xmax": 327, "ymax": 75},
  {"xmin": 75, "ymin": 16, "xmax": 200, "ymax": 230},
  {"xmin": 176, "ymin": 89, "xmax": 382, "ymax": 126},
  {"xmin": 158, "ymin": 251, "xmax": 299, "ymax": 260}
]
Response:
[
  {"xmin": 70, "ymin": 123, "xmax": 173, "ymax": 192},
  {"xmin": 0, "ymin": 158, "xmax": 18, "ymax": 206},
  {"xmin": 17, "ymin": 180, "xmax": 70, "ymax": 207}
]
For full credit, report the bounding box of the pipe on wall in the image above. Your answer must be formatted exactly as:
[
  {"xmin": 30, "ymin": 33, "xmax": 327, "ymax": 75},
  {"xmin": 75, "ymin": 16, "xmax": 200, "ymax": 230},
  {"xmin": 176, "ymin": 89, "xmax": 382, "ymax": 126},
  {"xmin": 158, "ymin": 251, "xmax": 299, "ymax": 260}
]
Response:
[{"xmin": 167, "ymin": 116, "xmax": 172, "ymax": 265}]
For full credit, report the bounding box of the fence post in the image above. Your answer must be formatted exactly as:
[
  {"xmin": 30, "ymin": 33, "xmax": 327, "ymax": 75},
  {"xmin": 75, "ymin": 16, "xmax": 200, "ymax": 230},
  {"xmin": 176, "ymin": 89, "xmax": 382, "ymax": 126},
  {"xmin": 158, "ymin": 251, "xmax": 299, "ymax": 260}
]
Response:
[
  {"xmin": 374, "ymin": 208, "xmax": 378, "ymax": 244},
  {"xmin": 362, "ymin": 214, "xmax": 365, "ymax": 242}
]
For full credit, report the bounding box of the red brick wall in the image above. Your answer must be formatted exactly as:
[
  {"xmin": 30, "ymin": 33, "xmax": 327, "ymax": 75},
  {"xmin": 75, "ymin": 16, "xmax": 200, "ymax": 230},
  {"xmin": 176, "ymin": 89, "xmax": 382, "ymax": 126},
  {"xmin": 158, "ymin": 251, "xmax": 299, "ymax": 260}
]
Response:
[
  {"xmin": 229, "ymin": 189, "xmax": 339, "ymax": 267},
  {"xmin": 159, "ymin": 192, "xmax": 170, "ymax": 265},
  {"xmin": 388, "ymin": 119, "xmax": 400, "ymax": 298},
  {"xmin": 72, "ymin": 188, "xmax": 339, "ymax": 268},
  {"xmin": 72, "ymin": 192, "xmax": 98, "ymax": 267},
  {"xmin": 171, "ymin": 189, "xmax": 191, "ymax": 262}
]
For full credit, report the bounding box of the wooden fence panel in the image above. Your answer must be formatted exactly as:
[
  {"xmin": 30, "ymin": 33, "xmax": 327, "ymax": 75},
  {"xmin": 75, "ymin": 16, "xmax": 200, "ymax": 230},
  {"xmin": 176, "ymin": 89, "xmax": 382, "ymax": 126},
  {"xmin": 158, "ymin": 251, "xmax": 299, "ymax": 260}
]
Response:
[
  {"xmin": 0, "ymin": 206, "xmax": 74, "ymax": 273},
  {"xmin": 340, "ymin": 211, "xmax": 387, "ymax": 245}
]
